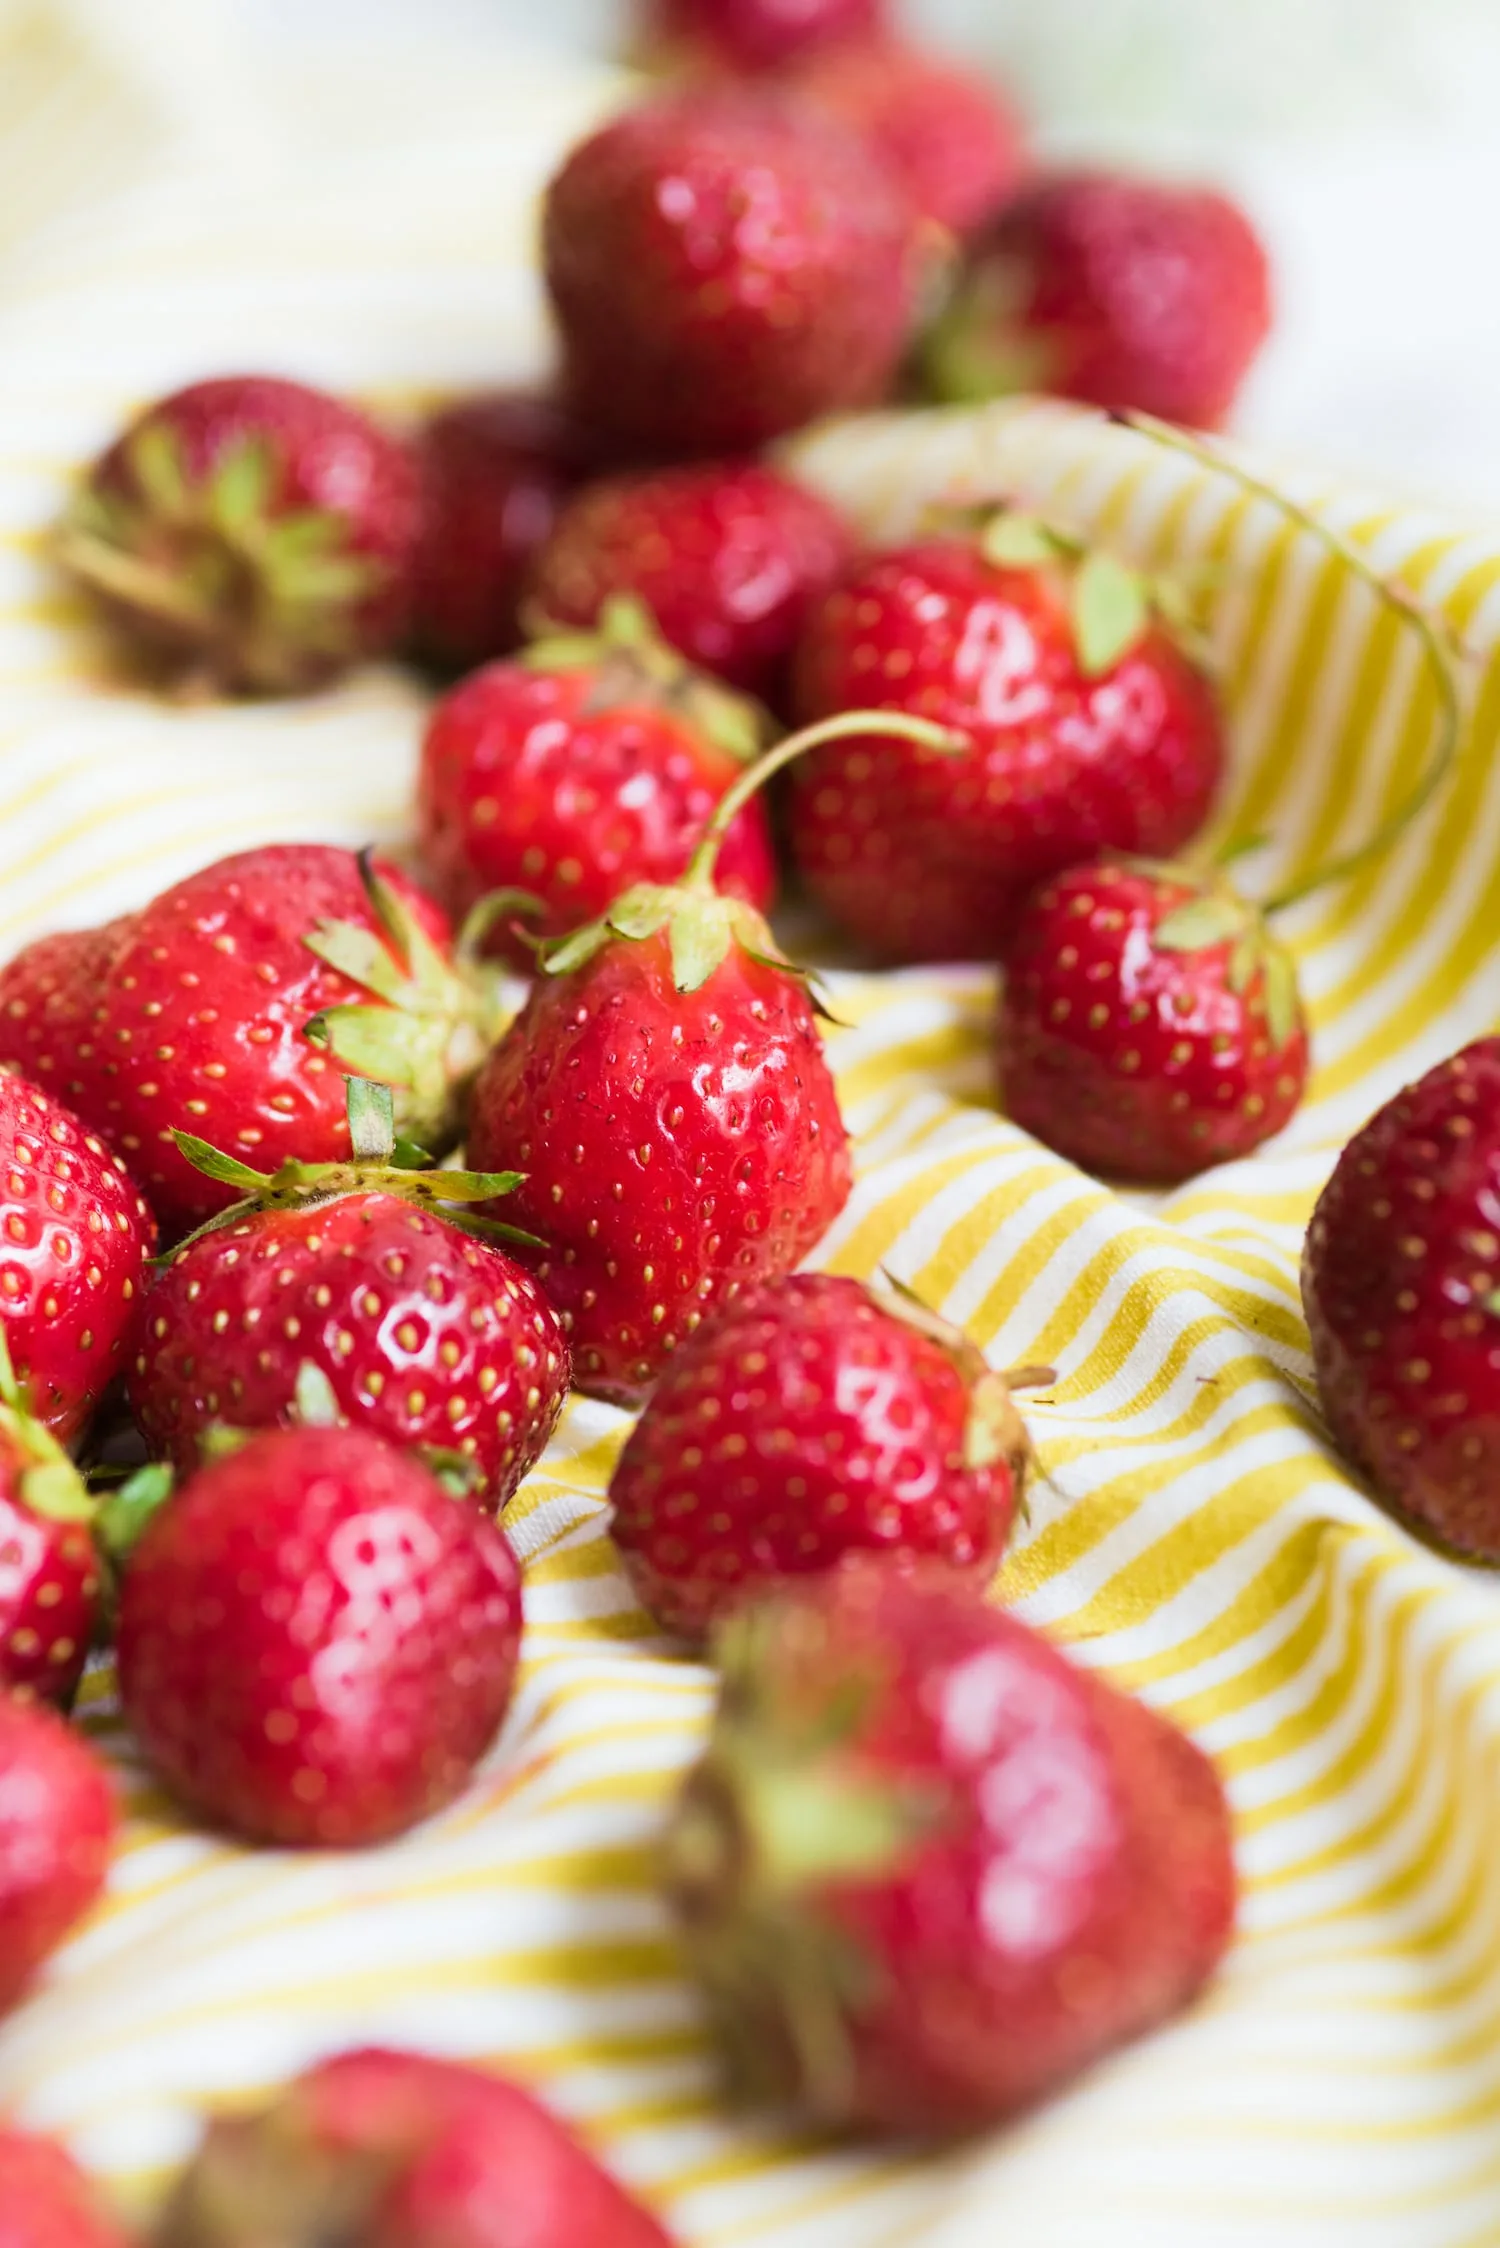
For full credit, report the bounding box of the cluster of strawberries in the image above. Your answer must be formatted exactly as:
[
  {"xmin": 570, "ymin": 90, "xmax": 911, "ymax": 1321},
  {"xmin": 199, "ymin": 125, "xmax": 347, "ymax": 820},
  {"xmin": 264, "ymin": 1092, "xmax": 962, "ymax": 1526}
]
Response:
[{"xmin": 0, "ymin": 0, "xmax": 1487, "ymax": 2242}]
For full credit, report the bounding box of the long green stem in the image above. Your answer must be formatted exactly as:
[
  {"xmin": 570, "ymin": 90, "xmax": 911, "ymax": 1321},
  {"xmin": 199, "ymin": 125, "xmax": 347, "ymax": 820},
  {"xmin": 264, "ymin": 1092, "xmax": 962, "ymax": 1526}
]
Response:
[
  {"xmin": 1115, "ymin": 411, "xmax": 1465, "ymax": 916},
  {"xmin": 683, "ymin": 711, "xmax": 963, "ymax": 891}
]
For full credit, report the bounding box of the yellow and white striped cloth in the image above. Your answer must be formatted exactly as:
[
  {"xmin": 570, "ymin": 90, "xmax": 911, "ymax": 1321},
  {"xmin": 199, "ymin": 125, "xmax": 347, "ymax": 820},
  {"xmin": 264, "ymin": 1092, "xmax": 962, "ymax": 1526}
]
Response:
[{"xmin": 4, "ymin": 11, "xmax": 1500, "ymax": 2246}]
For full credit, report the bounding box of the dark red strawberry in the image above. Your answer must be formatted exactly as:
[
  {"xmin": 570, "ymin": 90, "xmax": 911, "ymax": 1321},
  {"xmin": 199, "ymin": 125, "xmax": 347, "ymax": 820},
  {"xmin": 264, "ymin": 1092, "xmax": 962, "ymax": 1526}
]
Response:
[
  {"xmin": 129, "ymin": 1082, "xmax": 567, "ymax": 1506},
  {"xmin": 1, "ymin": 845, "xmax": 499, "ymax": 1239},
  {"xmin": 665, "ymin": 1568, "xmax": 1236, "ymax": 2131},
  {"xmin": 923, "ymin": 170, "xmax": 1273, "ymax": 428},
  {"xmin": 57, "ymin": 376, "xmax": 421, "ymax": 694},
  {"xmin": 785, "ymin": 41, "xmax": 1027, "ymax": 239},
  {"xmin": 999, "ymin": 858, "xmax": 1308, "ymax": 1182},
  {"xmin": 464, "ymin": 715, "xmax": 954, "ymax": 1407},
  {"xmin": 527, "ymin": 462, "xmax": 851, "ymax": 705},
  {"xmin": 1302, "ymin": 1041, "xmax": 1500, "ymax": 1563},
  {"xmin": 0, "ymin": 1073, "xmax": 156, "ymax": 1441},
  {"xmin": 790, "ymin": 518, "xmax": 1224, "ymax": 962},
  {"xmin": 417, "ymin": 600, "xmax": 776, "ymax": 966},
  {"xmin": 0, "ymin": 918, "xmax": 137, "ymax": 1101},
  {"xmin": 157, "ymin": 2046, "xmax": 673, "ymax": 2248},
  {"xmin": 636, "ymin": 0, "xmax": 882, "ymax": 72},
  {"xmin": 117, "ymin": 1421, "xmax": 523, "ymax": 1846},
  {"xmin": 0, "ymin": 1332, "xmax": 101, "ymax": 1705},
  {"xmin": 409, "ymin": 392, "xmax": 598, "ymax": 673},
  {"xmin": 543, "ymin": 88, "xmax": 921, "ymax": 457},
  {"xmin": 0, "ymin": 1694, "xmax": 115, "ymax": 2011},
  {"xmin": 0, "ymin": 2128, "xmax": 131, "ymax": 2248},
  {"xmin": 611, "ymin": 1273, "xmax": 1039, "ymax": 1635}
]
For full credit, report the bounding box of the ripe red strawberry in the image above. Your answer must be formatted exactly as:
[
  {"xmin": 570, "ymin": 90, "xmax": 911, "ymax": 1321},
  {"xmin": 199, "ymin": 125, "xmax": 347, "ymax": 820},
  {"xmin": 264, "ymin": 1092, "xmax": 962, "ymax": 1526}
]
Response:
[
  {"xmin": 463, "ymin": 714, "xmax": 954, "ymax": 1407},
  {"xmin": 0, "ymin": 2131, "xmax": 130, "ymax": 2248},
  {"xmin": 0, "ymin": 1695, "xmax": 115, "ymax": 2012},
  {"xmin": 610, "ymin": 1273, "xmax": 1038, "ymax": 1635},
  {"xmin": 0, "ymin": 845, "xmax": 498, "ymax": 1240},
  {"xmin": 785, "ymin": 42, "xmax": 1027, "ymax": 239},
  {"xmin": 157, "ymin": 2047, "xmax": 673, "ymax": 2248},
  {"xmin": 0, "ymin": 918, "xmax": 137, "ymax": 1100},
  {"xmin": 637, "ymin": 0, "xmax": 882, "ymax": 72},
  {"xmin": 409, "ymin": 392, "xmax": 598, "ymax": 673},
  {"xmin": 0, "ymin": 1074, "xmax": 156, "ymax": 1441},
  {"xmin": 790, "ymin": 519, "xmax": 1224, "ymax": 962},
  {"xmin": 129, "ymin": 1083, "xmax": 568, "ymax": 1505},
  {"xmin": 527, "ymin": 463, "xmax": 851, "ymax": 706},
  {"xmin": 117, "ymin": 1422, "xmax": 523, "ymax": 1846},
  {"xmin": 1302, "ymin": 1040, "xmax": 1500, "ymax": 1562},
  {"xmin": 0, "ymin": 1334, "xmax": 101, "ymax": 1705},
  {"xmin": 417, "ymin": 601, "xmax": 777, "ymax": 966},
  {"xmin": 923, "ymin": 170, "xmax": 1273, "ymax": 429},
  {"xmin": 999, "ymin": 858, "xmax": 1308, "ymax": 1182},
  {"xmin": 57, "ymin": 376, "xmax": 421, "ymax": 694},
  {"xmin": 543, "ymin": 89, "xmax": 921, "ymax": 457},
  {"xmin": 665, "ymin": 1568, "xmax": 1236, "ymax": 2131}
]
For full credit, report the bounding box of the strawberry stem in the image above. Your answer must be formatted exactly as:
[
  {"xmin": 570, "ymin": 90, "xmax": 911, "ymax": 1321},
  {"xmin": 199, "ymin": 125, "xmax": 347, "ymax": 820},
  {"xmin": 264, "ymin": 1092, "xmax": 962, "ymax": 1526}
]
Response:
[
  {"xmin": 1115, "ymin": 412, "xmax": 1464, "ymax": 916},
  {"xmin": 682, "ymin": 711, "xmax": 965, "ymax": 893}
]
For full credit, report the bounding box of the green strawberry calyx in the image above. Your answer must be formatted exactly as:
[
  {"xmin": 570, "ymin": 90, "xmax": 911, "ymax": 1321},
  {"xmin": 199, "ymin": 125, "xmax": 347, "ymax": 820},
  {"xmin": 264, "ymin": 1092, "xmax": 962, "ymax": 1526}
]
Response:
[
  {"xmin": 973, "ymin": 508, "xmax": 1216, "ymax": 678},
  {"xmin": 1131, "ymin": 858, "xmax": 1304, "ymax": 1053},
  {"xmin": 56, "ymin": 421, "xmax": 393, "ymax": 695},
  {"xmin": 877, "ymin": 1269, "xmax": 1051, "ymax": 1482},
  {"xmin": 519, "ymin": 592, "xmax": 773, "ymax": 765},
  {"xmin": 302, "ymin": 848, "xmax": 509, "ymax": 1157},
  {"xmin": 920, "ymin": 249, "xmax": 1061, "ymax": 410},
  {"xmin": 0, "ymin": 1326, "xmax": 93, "ymax": 1525},
  {"xmin": 168, "ymin": 1078, "xmax": 539, "ymax": 1258},
  {"xmin": 538, "ymin": 709, "xmax": 965, "ymax": 999}
]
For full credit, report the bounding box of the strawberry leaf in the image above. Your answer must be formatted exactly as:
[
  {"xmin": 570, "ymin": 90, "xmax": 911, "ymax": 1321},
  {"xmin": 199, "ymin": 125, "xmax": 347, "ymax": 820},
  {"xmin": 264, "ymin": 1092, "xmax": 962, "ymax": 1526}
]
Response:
[
  {"xmin": 1261, "ymin": 944, "xmax": 1303, "ymax": 1052},
  {"xmin": 171, "ymin": 1134, "xmax": 272, "ymax": 1193},
  {"xmin": 346, "ymin": 1078, "xmax": 397, "ymax": 1163},
  {"xmin": 128, "ymin": 420, "xmax": 190, "ymax": 516},
  {"xmin": 1072, "ymin": 552, "xmax": 1151, "ymax": 677},
  {"xmin": 207, "ymin": 437, "xmax": 274, "ymax": 538},
  {"xmin": 669, "ymin": 905, "xmax": 733, "ymax": 994},
  {"xmin": 1153, "ymin": 896, "xmax": 1246, "ymax": 953},
  {"xmin": 980, "ymin": 513, "xmax": 1064, "ymax": 571}
]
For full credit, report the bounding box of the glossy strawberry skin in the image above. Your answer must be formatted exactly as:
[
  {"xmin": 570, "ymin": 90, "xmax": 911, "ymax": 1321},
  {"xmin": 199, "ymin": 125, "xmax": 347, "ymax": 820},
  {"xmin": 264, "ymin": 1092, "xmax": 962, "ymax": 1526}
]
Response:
[
  {"xmin": 610, "ymin": 1274, "xmax": 1020, "ymax": 1635},
  {"xmin": 931, "ymin": 171, "xmax": 1273, "ymax": 429},
  {"xmin": 786, "ymin": 41, "xmax": 1027, "ymax": 239},
  {"xmin": 1302, "ymin": 1040, "xmax": 1500, "ymax": 1562},
  {"xmin": 409, "ymin": 393, "xmax": 598, "ymax": 672},
  {"xmin": 69, "ymin": 376, "xmax": 421, "ymax": 692},
  {"xmin": 667, "ymin": 1570, "xmax": 1235, "ymax": 2132},
  {"xmin": 638, "ymin": 0, "xmax": 882, "ymax": 72},
  {"xmin": 417, "ymin": 665, "xmax": 776, "ymax": 964},
  {"xmin": 116, "ymin": 1425, "xmax": 523, "ymax": 1847},
  {"xmin": 0, "ymin": 1452, "xmax": 99, "ymax": 1706},
  {"xmin": 467, "ymin": 931, "xmax": 852, "ymax": 1409},
  {"xmin": 0, "ymin": 1695, "xmax": 115, "ymax": 2014},
  {"xmin": 129, "ymin": 1192, "xmax": 569, "ymax": 1507},
  {"xmin": 790, "ymin": 539, "xmax": 1224, "ymax": 963},
  {"xmin": 0, "ymin": 918, "xmax": 137, "ymax": 1101},
  {"xmin": 999, "ymin": 861, "xmax": 1309, "ymax": 1182},
  {"xmin": 544, "ymin": 89, "xmax": 919, "ymax": 457},
  {"xmin": 160, "ymin": 2047, "xmax": 674, "ymax": 2248},
  {"xmin": 0, "ymin": 2128, "xmax": 131, "ymax": 2248},
  {"xmin": 16, "ymin": 844, "xmax": 462, "ymax": 1239},
  {"xmin": 0, "ymin": 1075, "xmax": 156, "ymax": 1441},
  {"xmin": 527, "ymin": 463, "xmax": 851, "ymax": 706}
]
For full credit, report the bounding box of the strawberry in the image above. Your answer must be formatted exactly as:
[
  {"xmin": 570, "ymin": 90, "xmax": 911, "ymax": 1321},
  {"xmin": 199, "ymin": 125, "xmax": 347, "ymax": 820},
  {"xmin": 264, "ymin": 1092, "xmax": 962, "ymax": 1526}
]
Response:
[
  {"xmin": 157, "ymin": 2046, "xmax": 673, "ymax": 2248},
  {"xmin": 789, "ymin": 518, "xmax": 1224, "ymax": 962},
  {"xmin": 460, "ymin": 714, "xmax": 948, "ymax": 1409},
  {"xmin": 0, "ymin": 2130, "xmax": 131, "ymax": 2248},
  {"xmin": 0, "ymin": 1332, "xmax": 101, "ymax": 1705},
  {"xmin": 922, "ymin": 170, "xmax": 1273, "ymax": 429},
  {"xmin": 116, "ymin": 1421, "xmax": 523, "ymax": 1846},
  {"xmin": 409, "ymin": 392, "xmax": 598, "ymax": 673},
  {"xmin": 0, "ymin": 1694, "xmax": 115, "ymax": 2012},
  {"xmin": 636, "ymin": 0, "xmax": 883, "ymax": 73},
  {"xmin": 665, "ymin": 1568, "xmax": 1236, "ymax": 2132},
  {"xmin": 526, "ymin": 462, "xmax": 851, "ymax": 706},
  {"xmin": 0, "ymin": 845, "xmax": 499, "ymax": 1241},
  {"xmin": 543, "ymin": 88, "xmax": 921, "ymax": 457},
  {"xmin": 610, "ymin": 1273, "xmax": 1039, "ymax": 1636},
  {"xmin": 0, "ymin": 1074, "xmax": 156, "ymax": 1442},
  {"xmin": 1302, "ymin": 1040, "xmax": 1500, "ymax": 1563},
  {"xmin": 417, "ymin": 600, "xmax": 777, "ymax": 967},
  {"xmin": 999, "ymin": 858, "xmax": 1308, "ymax": 1182},
  {"xmin": 129, "ymin": 1082, "xmax": 568, "ymax": 1506},
  {"xmin": 56, "ymin": 376, "xmax": 421, "ymax": 695},
  {"xmin": 0, "ymin": 918, "xmax": 137, "ymax": 1101},
  {"xmin": 784, "ymin": 41, "xmax": 1028, "ymax": 240}
]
